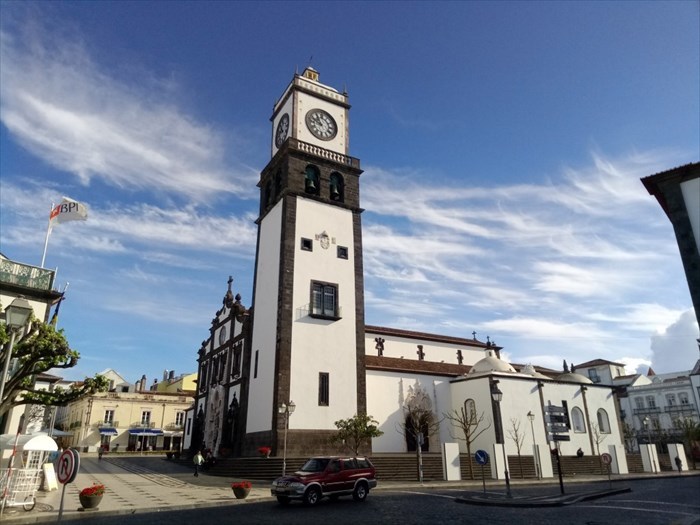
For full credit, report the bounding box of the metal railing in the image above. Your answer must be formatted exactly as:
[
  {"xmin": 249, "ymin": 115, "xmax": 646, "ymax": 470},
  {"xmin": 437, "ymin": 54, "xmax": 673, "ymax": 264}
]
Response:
[
  {"xmin": 633, "ymin": 407, "xmax": 661, "ymax": 415},
  {"xmin": 94, "ymin": 420, "xmax": 119, "ymax": 428},
  {"xmin": 0, "ymin": 259, "xmax": 55, "ymax": 291},
  {"xmin": 130, "ymin": 421, "xmax": 156, "ymax": 429},
  {"xmin": 665, "ymin": 405, "xmax": 696, "ymax": 414}
]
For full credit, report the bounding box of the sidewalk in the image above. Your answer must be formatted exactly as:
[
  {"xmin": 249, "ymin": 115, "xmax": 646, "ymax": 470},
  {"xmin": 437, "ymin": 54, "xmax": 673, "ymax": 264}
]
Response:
[{"xmin": 1, "ymin": 457, "xmax": 698, "ymax": 523}]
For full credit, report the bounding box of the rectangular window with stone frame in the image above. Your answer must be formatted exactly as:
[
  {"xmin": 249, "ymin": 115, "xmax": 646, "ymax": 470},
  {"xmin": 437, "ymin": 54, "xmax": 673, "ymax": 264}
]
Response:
[
  {"xmin": 319, "ymin": 372, "xmax": 329, "ymax": 406},
  {"xmin": 310, "ymin": 281, "xmax": 340, "ymax": 319}
]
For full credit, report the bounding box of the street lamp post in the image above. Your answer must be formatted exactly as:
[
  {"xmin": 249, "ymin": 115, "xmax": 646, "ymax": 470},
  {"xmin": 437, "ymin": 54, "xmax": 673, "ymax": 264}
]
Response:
[
  {"xmin": 643, "ymin": 416, "xmax": 657, "ymax": 473},
  {"xmin": 491, "ymin": 384, "xmax": 512, "ymax": 498},
  {"xmin": 0, "ymin": 297, "xmax": 34, "ymax": 412},
  {"xmin": 527, "ymin": 410, "xmax": 540, "ymax": 479},
  {"xmin": 278, "ymin": 400, "xmax": 296, "ymax": 476}
]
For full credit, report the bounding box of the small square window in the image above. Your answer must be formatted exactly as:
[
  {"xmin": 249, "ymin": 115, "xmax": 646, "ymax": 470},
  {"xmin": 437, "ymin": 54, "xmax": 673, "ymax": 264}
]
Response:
[
  {"xmin": 301, "ymin": 238, "xmax": 313, "ymax": 251},
  {"xmin": 337, "ymin": 246, "xmax": 348, "ymax": 259}
]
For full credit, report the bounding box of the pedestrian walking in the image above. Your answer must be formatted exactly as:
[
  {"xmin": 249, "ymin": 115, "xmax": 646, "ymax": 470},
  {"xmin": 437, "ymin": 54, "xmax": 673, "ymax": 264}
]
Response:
[
  {"xmin": 193, "ymin": 450, "xmax": 204, "ymax": 477},
  {"xmin": 98, "ymin": 446, "xmax": 103, "ymax": 460},
  {"xmin": 674, "ymin": 456, "xmax": 682, "ymax": 473}
]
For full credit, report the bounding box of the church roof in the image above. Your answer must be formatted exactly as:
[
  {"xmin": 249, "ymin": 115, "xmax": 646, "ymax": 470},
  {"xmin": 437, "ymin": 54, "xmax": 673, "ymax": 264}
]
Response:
[
  {"xmin": 366, "ymin": 325, "xmax": 494, "ymax": 349},
  {"xmin": 468, "ymin": 352, "xmax": 516, "ymax": 375},
  {"xmin": 556, "ymin": 372, "xmax": 593, "ymax": 384},
  {"xmin": 574, "ymin": 358, "xmax": 626, "ymax": 368},
  {"xmin": 365, "ymin": 355, "xmax": 471, "ymax": 377}
]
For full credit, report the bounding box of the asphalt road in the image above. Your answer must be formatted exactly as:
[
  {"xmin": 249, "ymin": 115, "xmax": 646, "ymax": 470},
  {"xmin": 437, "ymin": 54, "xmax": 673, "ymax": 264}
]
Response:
[{"xmin": 54, "ymin": 475, "xmax": 700, "ymax": 525}]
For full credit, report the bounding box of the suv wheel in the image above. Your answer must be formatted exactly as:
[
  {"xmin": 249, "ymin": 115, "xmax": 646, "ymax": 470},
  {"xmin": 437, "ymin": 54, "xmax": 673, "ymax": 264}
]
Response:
[
  {"xmin": 352, "ymin": 482, "xmax": 368, "ymax": 502},
  {"xmin": 304, "ymin": 486, "xmax": 321, "ymax": 506}
]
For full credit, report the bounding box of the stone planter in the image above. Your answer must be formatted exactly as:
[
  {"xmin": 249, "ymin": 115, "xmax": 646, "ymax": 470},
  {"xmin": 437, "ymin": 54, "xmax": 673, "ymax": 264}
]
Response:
[
  {"xmin": 232, "ymin": 486, "xmax": 250, "ymax": 500},
  {"xmin": 79, "ymin": 494, "xmax": 103, "ymax": 509}
]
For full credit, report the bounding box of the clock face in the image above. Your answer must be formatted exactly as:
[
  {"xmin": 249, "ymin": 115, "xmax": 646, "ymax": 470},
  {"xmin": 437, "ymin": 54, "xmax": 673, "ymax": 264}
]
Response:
[
  {"xmin": 275, "ymin": 113, "xmax": 289, "ymax": 148},
  {"xmin": 305, "ymin": 109, "xmax": 337, "ymax": 141}
]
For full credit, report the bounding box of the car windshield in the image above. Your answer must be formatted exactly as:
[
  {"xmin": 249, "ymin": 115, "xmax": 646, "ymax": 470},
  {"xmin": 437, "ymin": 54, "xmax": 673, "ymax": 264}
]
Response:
[{"xmin": 300, "ymin": 458, "xmax": 330, "ymax": 473}]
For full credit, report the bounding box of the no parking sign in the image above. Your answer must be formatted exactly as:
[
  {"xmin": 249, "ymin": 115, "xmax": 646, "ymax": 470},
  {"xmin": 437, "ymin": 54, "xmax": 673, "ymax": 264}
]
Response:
[{"xmin": 57, "ymin": 448, "xmax": 79, "ymax": 484}]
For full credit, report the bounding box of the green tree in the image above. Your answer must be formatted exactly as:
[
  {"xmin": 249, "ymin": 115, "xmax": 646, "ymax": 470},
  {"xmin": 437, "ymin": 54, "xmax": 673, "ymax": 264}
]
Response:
[
  {"xmin": 329, "ymin": 413, "xmax": 384, "ymax": 456},
  {"xmin": 678, "ymin": 418, "xmax": 700, "ymax": 470},
  {"xmin": 0, "ymin": 320, "xmax": 108, "ymax": 415}
]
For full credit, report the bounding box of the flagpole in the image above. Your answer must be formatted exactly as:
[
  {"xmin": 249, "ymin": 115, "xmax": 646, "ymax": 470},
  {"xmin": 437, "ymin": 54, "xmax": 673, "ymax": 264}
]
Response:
[{"xmin": 40, "ymin": 202, "xmax": 55, "ymax": 268}]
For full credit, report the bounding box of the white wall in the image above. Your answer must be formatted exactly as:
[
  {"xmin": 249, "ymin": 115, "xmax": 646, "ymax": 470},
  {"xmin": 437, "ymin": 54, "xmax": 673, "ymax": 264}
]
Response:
[
  {"xmin": 364, "ymin": 332, "xmax": 485, "ymax": 367},
  {"xmin": 367, "ymin": 370, "xmax": 452, "ymax": 453},
  {"xmin": 246, "ymin": 201, "xmax": 283, "ymax": 434},
  {"xmin": 289, "ymin": 198, "xmax": 357, "ymax": 430}
]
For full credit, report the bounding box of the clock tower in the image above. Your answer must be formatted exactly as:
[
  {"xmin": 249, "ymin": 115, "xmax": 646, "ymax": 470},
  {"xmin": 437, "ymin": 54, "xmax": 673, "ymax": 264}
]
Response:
[{"xmin": 245, "ymin": 67, "xmax": 366, "ymax": 455}]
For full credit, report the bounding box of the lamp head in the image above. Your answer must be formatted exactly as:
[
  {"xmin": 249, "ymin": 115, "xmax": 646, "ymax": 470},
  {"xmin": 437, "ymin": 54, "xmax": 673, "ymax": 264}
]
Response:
[
  {"xmin": 288, "ymin": 400, "xmax": 296, "ymax": 414},
  {"xmin": 4, "ymin": 297, "xmax": 33, "ymax": 329},
  {"xmin": 491, "ymin": 386, "xmax": 503, "ymax": 403},
  {"xmin": 527, "ymin": 411, "xmax": 535, "ymax": 421}
]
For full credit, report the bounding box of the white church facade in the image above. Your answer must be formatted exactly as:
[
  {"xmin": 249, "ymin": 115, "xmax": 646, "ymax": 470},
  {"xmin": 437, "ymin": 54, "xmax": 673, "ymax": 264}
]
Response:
[{"xmin": 185, "ymin": 67, "xmax": 628, "ymax": 478}]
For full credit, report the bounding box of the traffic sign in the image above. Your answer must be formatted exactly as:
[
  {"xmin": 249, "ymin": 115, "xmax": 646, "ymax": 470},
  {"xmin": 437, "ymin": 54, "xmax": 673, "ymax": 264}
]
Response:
[
  {"xmin": 56, "ymin": 449, "xmax": 80, "ymax": 484},
  {"xmin": 475, "ymin": 450, "xmax": 489, "ymax": 466},
  {"xmin": 601, "ymin": 453, "xmax": 612, "ymax": 465},
  {"xmin": 551, "ymin": 434, "xmax": 571, "ymax": 442},
  {"xmin": 546, "ymin": 407, "xmax": 567, "ymax": 415}
]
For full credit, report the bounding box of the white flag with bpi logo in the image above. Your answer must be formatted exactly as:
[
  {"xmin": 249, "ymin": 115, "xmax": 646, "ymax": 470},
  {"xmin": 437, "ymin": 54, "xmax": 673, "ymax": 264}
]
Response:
[
  {"xmin": 41, "ymin": 197, "xmax": 89, "ymax": 267},
  {"xmin": 49, "ymin": 197, "xmax": 88, "ymax": 225}
]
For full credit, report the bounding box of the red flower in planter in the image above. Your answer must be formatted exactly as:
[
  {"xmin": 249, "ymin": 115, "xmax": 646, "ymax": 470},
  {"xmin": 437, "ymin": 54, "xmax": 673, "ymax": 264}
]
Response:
[
  {"xmin": 231, "ymin": 480, "xmax": 252, "ymax": 490},
  {"xmin": 80, "ymin": 483, "xmax": 105, "ymax": 496}
]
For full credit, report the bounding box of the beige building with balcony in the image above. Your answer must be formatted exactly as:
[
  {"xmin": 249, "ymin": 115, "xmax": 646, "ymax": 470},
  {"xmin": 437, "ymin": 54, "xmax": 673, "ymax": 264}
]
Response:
[{"xmin": 60, "ymin": 370, "xmax": 193, "ymax": 453}]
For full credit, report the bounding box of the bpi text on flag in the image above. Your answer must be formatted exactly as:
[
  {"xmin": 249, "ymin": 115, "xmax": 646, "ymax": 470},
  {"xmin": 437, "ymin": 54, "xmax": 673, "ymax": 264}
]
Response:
[{"xmin": 50, "ymin": 198, "xmax": 88, "ymax": 224}]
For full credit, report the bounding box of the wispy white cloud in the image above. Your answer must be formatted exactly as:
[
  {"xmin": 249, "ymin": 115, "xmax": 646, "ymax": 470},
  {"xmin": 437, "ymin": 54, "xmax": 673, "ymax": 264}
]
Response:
[
  {"xmin": 361, "ymin": 151, "xmax": 698, "ymax": 371},
  {"xmin": 0, "ymin": 16, "xmax": 257, "ymax": 204}
]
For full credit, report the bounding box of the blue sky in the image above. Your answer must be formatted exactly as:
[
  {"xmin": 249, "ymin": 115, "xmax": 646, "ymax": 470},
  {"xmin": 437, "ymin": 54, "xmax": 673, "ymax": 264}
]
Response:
[{"xmin": 1, "ymin": 1, "xmax": 698, "ymax": 383}]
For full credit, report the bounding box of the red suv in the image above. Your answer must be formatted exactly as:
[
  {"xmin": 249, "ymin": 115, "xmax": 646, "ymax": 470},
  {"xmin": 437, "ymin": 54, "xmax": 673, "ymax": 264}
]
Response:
[{"xmin": 271, "ymin": 456, "xmax": 377, "ymax": 506}]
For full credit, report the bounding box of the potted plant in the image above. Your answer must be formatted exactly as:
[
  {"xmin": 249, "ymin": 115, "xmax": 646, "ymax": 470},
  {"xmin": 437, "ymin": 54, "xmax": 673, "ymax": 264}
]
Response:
[
  {"xmin": 231, "ymin": 480, "xmax": 252, "ymax": 499},
  {"xmin": 79, "ymin": 483, "xmax": 105, "ymax": 509},
  {"xmin": 258, "ymin": 446, "xmax": 271, "ymax": 458}
]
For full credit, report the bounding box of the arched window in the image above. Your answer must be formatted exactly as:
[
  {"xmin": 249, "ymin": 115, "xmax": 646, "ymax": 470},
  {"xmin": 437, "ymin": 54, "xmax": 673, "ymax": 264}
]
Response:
[
  {"xmin": 330, "ymin": 172, "xmax": 344, "ymax": 202},
  {"xmin": 571, "ymin": 407, "xmax": 586, "ymax": 433},
  {"xmin": 464, "ymin": 399, "xmax": 477, "ymax": 423},
  {"xmin": 305, "ymin": 165, "xmax": 320, "ymax": 195},
  {"xmin": 274, "ymin": 170, "xmax": 282, "ymax": 198},
  {"xmin": 265, "ymin": 180, "xmax": 273, "ymax": 206},
  {"xmin": 596, "ymin": 409, "xmax": 611, "ymax": 433}
]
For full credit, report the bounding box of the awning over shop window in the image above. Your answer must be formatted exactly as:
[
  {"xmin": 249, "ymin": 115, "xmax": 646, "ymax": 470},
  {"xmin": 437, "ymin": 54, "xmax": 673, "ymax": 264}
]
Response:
[
  {"xmin": 128, "ymin": 429, "xmax": 163, "ymax": 436},
  {"xmin": 99, "ymin": 428, "xmax": 118, "ymax": 436}
]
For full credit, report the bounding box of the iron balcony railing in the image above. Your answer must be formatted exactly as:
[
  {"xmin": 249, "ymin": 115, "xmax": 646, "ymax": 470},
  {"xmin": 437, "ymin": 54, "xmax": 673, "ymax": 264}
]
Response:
[
  {"xmin": 665, "ymin": 405, "xmax": 696, "ymax": 414},
  {"xmin": 130, "ymin": 421, "xmax": 156, "ymax": 429},
  {"xmin": 94, "ymin": 420, "xmax": 119, "ymax": 428},
  {"xmin": 633, "ymin": 407, "xmax": 661, "ymax": 415},
  {"xmin": 0, "ymin": 259, "xmax": 55, "ymax": 291}
]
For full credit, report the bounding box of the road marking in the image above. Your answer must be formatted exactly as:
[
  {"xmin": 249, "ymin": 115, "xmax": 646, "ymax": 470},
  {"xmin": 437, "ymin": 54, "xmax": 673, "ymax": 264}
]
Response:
[
  {"xmin": 395, "ymin": 490, "xmax": 456, "ymax": 500},
  {"xmin": 577, "ymin": 504, "xmax": 699, "ymax": 518},
  {"xmin": 607, "ymin": 499, "xmax": 700, "ymax": 510}
]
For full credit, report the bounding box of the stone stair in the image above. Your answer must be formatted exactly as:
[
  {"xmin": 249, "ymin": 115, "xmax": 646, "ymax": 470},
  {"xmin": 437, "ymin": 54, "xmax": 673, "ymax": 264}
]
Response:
[{"xmin": 175, "ymin": 452, "xmax": 655, "ymax": 482}]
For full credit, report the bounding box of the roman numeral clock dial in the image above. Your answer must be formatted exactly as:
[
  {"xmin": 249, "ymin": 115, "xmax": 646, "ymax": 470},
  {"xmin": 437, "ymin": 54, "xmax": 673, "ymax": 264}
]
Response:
[{"xmin": 305, "ymin": 109, "xmax": 337, "ymax": 140}]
